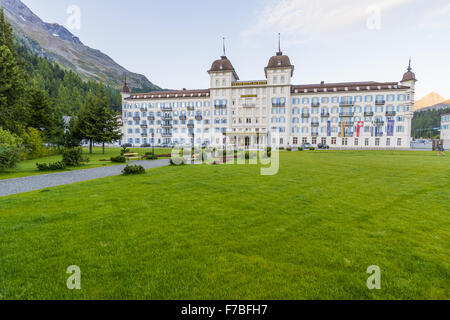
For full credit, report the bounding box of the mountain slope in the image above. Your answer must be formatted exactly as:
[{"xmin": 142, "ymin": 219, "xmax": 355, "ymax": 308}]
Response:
[
  {"xmin": 414, "ymin": 92, "xmax": 446, "ymax": 111},
  {"xmin": 0, "ymin": 0, "xmax": 160, "ymax": 91}
]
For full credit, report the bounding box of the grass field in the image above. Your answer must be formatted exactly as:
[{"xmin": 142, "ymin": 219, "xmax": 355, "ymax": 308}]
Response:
[
  {"xmin": 0, "ymin": 147, "xmax": 172, "ymax": 180},
  {"xmin": 0, "ymin": 151, "xmax": 449, "ymax": 300}
]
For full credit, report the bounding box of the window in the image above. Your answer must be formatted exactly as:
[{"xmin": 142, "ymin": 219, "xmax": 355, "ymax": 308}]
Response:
[
  {"xmin": 375, "ymin": 138, "xmax": 380, "ymax": 146},
  {"xmin": 312, "ymin": 137, "xmax": 317, "ymax": 145},
  {"xmin": 365, "ymin": 138, "xmax": 369, "ymax": 146},
  {"xmin": 302, "ymin": 137, "xmax": 308, "ymax": 143},
  {"xmin": 331, "ymin": 137, "xmax": 337, "ymax": 145},
  {"xmin": 321, "ymin": 138, "xmax": 327, "ymax": 145},
  {"xmin": 354, "ymin": 138, "xmax": 359, "ymax": 146},
  {"xmin": 397, "ymin": 138, "xmax": 402, "ymax": 146},
  {"xmin": 293, "ymin": 137, "xmax": 298, "ymax": 145},
  {"xmin": 342, "ymin": 138, "xmax": 348, "ymax": 146},
  {"xmin": 386, "ymin": 138, "xmax": 391, "ymax": 146}
]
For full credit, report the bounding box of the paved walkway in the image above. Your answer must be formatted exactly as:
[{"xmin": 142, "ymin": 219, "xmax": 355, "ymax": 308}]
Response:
[{"xmin": 0, "ymin": 160, "xmax": 170, "ymax": 197}]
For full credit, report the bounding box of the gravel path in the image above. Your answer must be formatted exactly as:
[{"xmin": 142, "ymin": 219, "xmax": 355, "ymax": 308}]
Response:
[{"xmin": 0, "ymin": 160, "xmax": 170, "ymax": 197}]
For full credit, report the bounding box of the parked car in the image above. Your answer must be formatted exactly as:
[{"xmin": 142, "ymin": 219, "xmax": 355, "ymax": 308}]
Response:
[
  {"xmin": 301, "ymin": 143, "xmax": 312, "ymax": 150},
  {"xmin": 318, "ymin": 143, "xmax": 330, "ymax": 150}
]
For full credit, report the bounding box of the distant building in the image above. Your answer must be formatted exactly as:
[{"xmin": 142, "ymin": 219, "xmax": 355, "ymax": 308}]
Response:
[
  {"xmin": 120, "ymin": 42, "xmax": 416, "ymax": 149},
  {"xmin": 441, "ymin": 114, "xmax": 450, "ymax": 150}
]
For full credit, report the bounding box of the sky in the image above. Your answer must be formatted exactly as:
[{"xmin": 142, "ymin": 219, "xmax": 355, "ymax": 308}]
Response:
[{"xmin": 21, "ymin": 0, "xmax": 450, "ymax": 99}]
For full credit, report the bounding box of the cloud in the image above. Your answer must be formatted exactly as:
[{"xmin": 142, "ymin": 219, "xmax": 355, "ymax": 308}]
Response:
[{"xmin": 241, "ymin": 0, "xmax": 413, "ymax": 42}]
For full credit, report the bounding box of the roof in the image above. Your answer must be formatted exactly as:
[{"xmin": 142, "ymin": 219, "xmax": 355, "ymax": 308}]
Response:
[
  {"xmin": 265, "ymin": 52, "xmax": 294, "ymax": 76},
  {"xmin": 401, "ymin": 71, "xmax": 417, "ymax": 82},
  {"xmin": 122, "ymin": 83, "xmax": 130, "ymax": 93},
  {"xmin": 125, "ymin": 89, "xmax": 210, "ymax": 100},
  {"xmin": 208, "ymin": 56, "xmax": 239, "ymax": 80},
  {"xmin": 291, "ymin": 81, "xmax": 410, "ymax": 94}
]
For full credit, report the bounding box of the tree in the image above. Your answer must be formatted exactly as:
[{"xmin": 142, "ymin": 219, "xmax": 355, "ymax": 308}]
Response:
[
  {"xmin": 94, "ymin": 85, "xmax": 123, "ymax": 154},
  {"xmin": 0, "ymin": 9, "xmax": 15, "ymax": 52},
  {"xmin": 0, "ymin": 45, "xmax": 28, "ymax": 134},
  {"xmin": 75, "ymin": 91, "xmax": 99, "ymax": 154},
  {"xmin": 27, "ymin": 87, "xmax": 60, "ymax": 141}
]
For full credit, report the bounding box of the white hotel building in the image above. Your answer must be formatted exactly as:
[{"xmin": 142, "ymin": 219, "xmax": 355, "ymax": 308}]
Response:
[
  {"xmin": 441, "ymin": 114, "xmax": 450, "ymax": 150},
  {"xmin": 120, "ymin": 49, "xmax": 416, "ymax": 149}
]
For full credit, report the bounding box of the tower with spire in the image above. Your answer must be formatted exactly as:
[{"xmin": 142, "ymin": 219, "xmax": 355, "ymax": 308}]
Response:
[{"xmin": 121, "ymin": 74, "xmax": 131, "ymax": 99}]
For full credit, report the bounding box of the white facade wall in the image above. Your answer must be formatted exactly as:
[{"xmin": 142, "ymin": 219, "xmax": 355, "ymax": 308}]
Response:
[
  {"xmin": 441, "ymin": 114, "xmax": 450, "ymax": 150},
  {"xmin": 120, "ymin": 55, "xmax": 415, "ymax": 150}
]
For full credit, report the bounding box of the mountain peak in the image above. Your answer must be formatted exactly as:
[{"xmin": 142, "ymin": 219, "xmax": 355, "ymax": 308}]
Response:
[
  {"xmin": 414, "ymin": 92, "xmax": 447, "ymax": 111},
  {"xmin": 0, "ymin": 0, "xmax": 160, "ymax": 91}
]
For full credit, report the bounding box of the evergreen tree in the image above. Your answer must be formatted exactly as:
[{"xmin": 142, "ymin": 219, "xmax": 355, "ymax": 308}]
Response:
[
  {"xmin": 75, "ymin": 91, "xmax": 99, "ymax": 154},
  {"xmin": 27, "ymin": 87, "xmax": 60, "ymax": 141},
  {"xmin": 0, "ymin": 9, "xmax": 15, "ymax": 52},
  {"xmin": 0, "ymin": 45, "xmax": 28, "ymax": 134},
  {"xmin": 94, "ymin": 85, "xmax": 123, "ymax": 154}
]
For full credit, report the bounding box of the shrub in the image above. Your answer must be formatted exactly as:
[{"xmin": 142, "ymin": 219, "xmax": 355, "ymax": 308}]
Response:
[
  {"xmin": 298, "ymin": 148, "xmax": 304, "ymax": 151},
  {"xmin": 110, "ymin": 155, "xmax": 127, "ymax": 163},
  {"xmin": 122, "ymin": 164, "xmax": 146, "ymax": 175},
  {"xmin": 0, "ymin": 146, "xmax": 22, "ymax": 170},
  {"xmin": 140, "ymin": 143, "xmax": 151, "ymax": 148},
  {"xmin": 36, "ymin": 161, "xmax": 66, "ymax": 171},
  {"xmin": 121, "ymin": 143, "xmax": 132, "ymax": 148},
  {"xmin": 287, "ymin": 148, "xmax": 292, "ymax": 152},
  {"xmin": 62, "ymin": 147, "xmax": 89, "ymax": 167},
  {"xmin": 145, "ymin": 152, "xmax": 158, "ymax": 160},
  {"xmin": 21, "ymin": 127, "xmax": 47, "ymax": 159},
  {"xmin": 310, "ymin": 147, "xmax": 315, "ymax": 151},
  {"xmin": 279, "ymin": 147, "xmax": 285, "ymax": 150},
  {"xmin": 120, "ymin": 145, "xmax": 130, "ymax": 155}
]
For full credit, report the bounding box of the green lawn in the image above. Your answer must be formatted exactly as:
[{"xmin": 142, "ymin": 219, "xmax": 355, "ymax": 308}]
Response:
[
  {"xmin": 0, "ymin": 147, "xmax": 172, "ymax": 180},
  {"xmin": 0, "ymin": 151, "xmax": 449, "ymax": 300}
]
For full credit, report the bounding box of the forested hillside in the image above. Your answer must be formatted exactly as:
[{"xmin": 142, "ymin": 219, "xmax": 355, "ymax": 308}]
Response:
[{"xmin": 412, "ymin": 108, "xmax": 450, "ymax": 139}]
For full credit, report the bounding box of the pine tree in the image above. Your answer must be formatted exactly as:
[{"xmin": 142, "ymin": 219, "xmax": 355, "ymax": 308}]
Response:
[
  {"xmin": 0, "ymin": 45, "xmax": 28, "ymax": 134},
  {"xmin": 75, "ymin": 91, "xmax": 99, "ymax": 154},
  {"xmin": 27, "ymin": 87, "xmax": 60, "ymax": 141},
  {"xmin": 94, "ymin": 85, "xmax": 123, "ymax": 154},
  {"xmin": 0, "ymin": 9, "xmax": 15, "ymax": 52}
]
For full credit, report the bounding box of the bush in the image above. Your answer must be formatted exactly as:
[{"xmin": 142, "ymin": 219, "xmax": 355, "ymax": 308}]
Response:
[
  {"xmin": 279, "ymin": 147, "xmax": 285, "ymax": 150},
  {"xmin": 62, "ymin": 147, "xmax": 89, "ymax": 167},
  {"xmin": 21, "ymin": 128, "xmax": 47, "ymax": 159},
  {"xmin": 122, "ymin": 164, "xmax": 146, "ymax": 175},
  {"xmin": 120, "ymin": 145, "xmax": 131, "ymax": 155},
  {"xmin": 310, "ymin": 147, "xmax": 315, "ymax": 151},
  {"xmin": 140, "ymin": 143, "xmax": 151, "ymax": 148},
  {"xmin": 298, "ymin": 148, "xmax": 304, "ymax": 151},
  {"xmin": 110, "ymin": 155, "xmax": 127, "ymax": 163},
  {"xmin": 0, "ymin": 146, "xmax": 22, "ymax": 170},
  {"xmin": 145, "ymin": 152, "xmax": 158, "ymax": 160},
  {"xmin": 36, "ymin": 161, "xmax": 66, "ymax": 171},
  {"xmin": 287, "ymin": 148, "xmax": 292, "ymax": 152}
]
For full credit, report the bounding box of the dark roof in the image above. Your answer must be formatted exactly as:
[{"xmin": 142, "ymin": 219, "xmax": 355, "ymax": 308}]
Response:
[
  {"xmin": 208, "ymin": 56, "xmax": 239, "ymax": 80},
  {"xmin": 125, "ymin": 89, "xmax": 210, "ymax": 100},
  {"xmin": 401, "ymin": 71, "xmax": 417, "ymax": 82},
  {"xmin": 122, "ymin": 83, "xmax": 130, "ymax": 93},
  {"xmin": 265, "ymin": 52, "xmax": 294, "ymax": 76},
  {"xmin": 291, "ymin": 81, "xmax": 410, "ymax": 94}
]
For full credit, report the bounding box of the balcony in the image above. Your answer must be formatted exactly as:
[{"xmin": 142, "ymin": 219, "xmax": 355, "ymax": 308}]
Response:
[
  {"xmin": 161, "ymin": 123, "xmax": 173, "ymax": 128},
  {"xmin": 311, "ymin": 102, "xmax": 321, "ymax": 108},
  {"xmin": 162, "ymin": 116, "xmax": 173, "ymax": 121},
  {"xmin": 311, "ymin": 132, "xmax": 319, "ymax": 137},
  {"xmin": 374, "ymin": 121, "xmax": 385, "ymax": 126},
  {"xmin": 311, "ymin": 122, "xmax": 320, "ymax": 127},
  {"xmin": 140, "ymin": 108, "xmax": 147, "ymax": 112},
  {"xmin": 141, "ymin": 134, "xmax": 148, "ymax": 138},
  {"xmin": 162, "ymin": 107, "xmax": 173, "ymax": 112},
  {"xmin": 340, "ymin": 121, "xmax": 355, "ymax": 127},
  {"xmin": 162, "ymin": 132, "xmax": 172, "ymax": 137},
  {"xmin": 340, "ymin": 112, "xmax": 355, "ymax": 117},
  {"xmin": 321, "ymin": 113, "xmax": 330, "ymax": 118},
  {"xmin": 140, "ymin": 124, "xmax": 148, "ymax": 129},
  {"xmin": 148, "ymin": 116, "xmax": 155, "ymax": 121},
  {"xmin": 301, "ymin": 113, "xmax": 310, "ymax": 119},
  {"xmin": 375, "ymin": 133, "xmax": 384, "ymax": 137},
  {"xmin": 364, "ymin": 112, "xmax": 374, "ymax": 117},
  {"xmin": 340, "ymin": 100, "xmax": 355, "ymax": 107},
  {"xmin": 195, "ymin": 116, "xmax": 203, "ymax": 121},
  {"xmin": 386, "ymin": 111, "xmax": 397, "ymax": 117},
  {"xmin": 133, "ymin": 116, "xmax": 141, "ymax": 121},
  {"xmin": 187, "ymin": 106, "xmax": 195, "ymax": 111},
  {"xmin": 179, "ymin": 115, "xmax": 187, "ymax": 121},
  {"xmin": 272, "ymin": 102, "xmax": 286, "ymax": 108},
  {"xmin": 187, "ymin": 123, "xmax": 195, "ymax": 128},
  {"xmin": 375, "ymin": 100, "xmax": 385, "ymax": 105},
  {"xmin": 214, "ymin": 104, "xmax": 227, "ymax": 109}
]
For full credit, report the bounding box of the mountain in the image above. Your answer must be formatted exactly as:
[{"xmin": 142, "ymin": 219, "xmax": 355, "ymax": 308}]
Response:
[
  {"xmin": 0, "ymin": 0, "xmax": 160, "ymax": 91},
  {"xmin": 416, "ymin": 102, "xmax": 450, "ymax": 112},
  {"xmin": 414, "ymin": 92, "xmax": 446, "ymax": 111}
]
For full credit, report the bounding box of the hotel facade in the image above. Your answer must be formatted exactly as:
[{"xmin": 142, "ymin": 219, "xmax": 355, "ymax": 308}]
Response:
[
  {"xmin": 120, "ymin": 49, "xmax": 416, "ymax": 149},
  {"xmin": 441, "ymin": 114, "xmax": 450, "ymax": 150}
]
